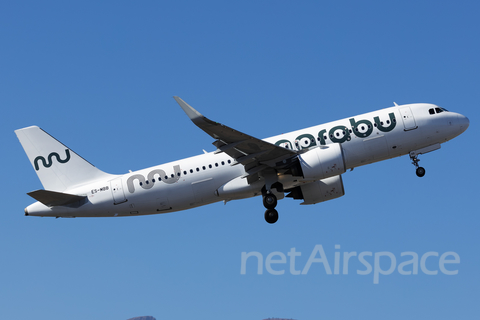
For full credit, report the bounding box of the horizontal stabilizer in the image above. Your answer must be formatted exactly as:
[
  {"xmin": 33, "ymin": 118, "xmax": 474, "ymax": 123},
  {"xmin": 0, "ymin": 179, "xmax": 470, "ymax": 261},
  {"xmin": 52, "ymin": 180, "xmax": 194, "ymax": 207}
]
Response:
[{"xmin": 27, "ymin": 190, "xmax": 87, "ymax": 207}]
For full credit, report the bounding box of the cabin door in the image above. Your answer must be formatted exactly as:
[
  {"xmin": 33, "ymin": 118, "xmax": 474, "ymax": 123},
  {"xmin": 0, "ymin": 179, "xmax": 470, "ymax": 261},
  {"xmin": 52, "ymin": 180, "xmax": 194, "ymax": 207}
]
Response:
[
  {"xmin": 399, "ymin": 106, "xmax": 418, "ymax": 131},
  {"xmin": 110, "ymin": 178, "xmax": 127, "ymax": 205}
]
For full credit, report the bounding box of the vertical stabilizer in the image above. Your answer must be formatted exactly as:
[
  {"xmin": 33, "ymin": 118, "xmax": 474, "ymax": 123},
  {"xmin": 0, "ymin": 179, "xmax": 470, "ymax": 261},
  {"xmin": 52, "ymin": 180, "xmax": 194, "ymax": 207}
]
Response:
[{"xmin": 15, "ymin": 126, "xmax": 114, "ymax": 192}]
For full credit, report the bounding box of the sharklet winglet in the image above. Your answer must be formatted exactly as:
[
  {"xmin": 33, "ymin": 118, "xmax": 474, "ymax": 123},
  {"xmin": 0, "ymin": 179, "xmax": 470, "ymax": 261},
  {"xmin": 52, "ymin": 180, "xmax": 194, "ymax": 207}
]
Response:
[{"xmin": 174, "ymin": 96, "xmax": 203, "ymax": 121}]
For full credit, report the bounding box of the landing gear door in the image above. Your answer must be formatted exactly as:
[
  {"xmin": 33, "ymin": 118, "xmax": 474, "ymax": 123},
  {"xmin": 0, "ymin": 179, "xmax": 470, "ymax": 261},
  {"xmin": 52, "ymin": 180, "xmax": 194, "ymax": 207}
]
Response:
[
  {"xmin": 110, "ymin": 178, "xmax": 127, "ymax": 205},
  {"xmin": 399, "ymin": 106, "xmax": 418, "ymax": 131}
]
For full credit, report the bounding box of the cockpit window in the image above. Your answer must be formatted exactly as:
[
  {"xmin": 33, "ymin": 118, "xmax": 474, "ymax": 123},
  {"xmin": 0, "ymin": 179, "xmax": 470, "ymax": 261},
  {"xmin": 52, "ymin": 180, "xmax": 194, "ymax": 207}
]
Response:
[{"xmin": 429, "ymin": 107, "xmax": 449, "ymax": 115}]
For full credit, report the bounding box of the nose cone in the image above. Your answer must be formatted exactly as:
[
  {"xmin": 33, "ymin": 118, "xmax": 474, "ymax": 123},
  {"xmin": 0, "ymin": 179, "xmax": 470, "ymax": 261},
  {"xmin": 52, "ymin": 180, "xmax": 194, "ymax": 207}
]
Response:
[{"xmin": 457, "ymin": 114, "xmax": 470, "ymax": 134}]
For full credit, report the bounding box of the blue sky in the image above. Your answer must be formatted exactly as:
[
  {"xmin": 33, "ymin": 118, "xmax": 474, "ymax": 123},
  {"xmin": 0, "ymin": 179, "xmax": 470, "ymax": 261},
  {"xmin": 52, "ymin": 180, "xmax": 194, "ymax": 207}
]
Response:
[{"xmin": 1, "ymin": 1, "xmax": 479, "ymax": 319}]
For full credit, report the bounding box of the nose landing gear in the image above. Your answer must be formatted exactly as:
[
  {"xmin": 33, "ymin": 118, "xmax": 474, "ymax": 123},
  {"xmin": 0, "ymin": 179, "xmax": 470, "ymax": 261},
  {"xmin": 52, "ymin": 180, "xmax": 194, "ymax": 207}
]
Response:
[{"xmin": 410, "ymin": 153, "xmax": 426, "ymax": 177}]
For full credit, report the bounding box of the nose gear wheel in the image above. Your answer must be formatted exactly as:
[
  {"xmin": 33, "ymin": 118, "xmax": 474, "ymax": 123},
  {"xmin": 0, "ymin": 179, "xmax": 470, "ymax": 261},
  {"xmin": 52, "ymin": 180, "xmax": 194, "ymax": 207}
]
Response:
[{"xmin": 410, "ymin": 153, "xmax": 426, "ymax": 177}]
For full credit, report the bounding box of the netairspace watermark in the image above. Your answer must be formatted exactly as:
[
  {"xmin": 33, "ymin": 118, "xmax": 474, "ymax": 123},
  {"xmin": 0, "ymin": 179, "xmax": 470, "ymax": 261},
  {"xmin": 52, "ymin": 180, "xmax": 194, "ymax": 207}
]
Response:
[{"xmin": 240, "ymin": 245, "xmax": 460, "ymax": 284}]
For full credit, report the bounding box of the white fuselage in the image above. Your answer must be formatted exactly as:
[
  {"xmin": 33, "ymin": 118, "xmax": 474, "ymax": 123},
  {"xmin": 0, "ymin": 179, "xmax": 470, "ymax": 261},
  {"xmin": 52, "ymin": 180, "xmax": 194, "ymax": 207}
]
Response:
[{"xmin": 25, "ymin": 103, "xmax": 469, "ymax": 217}]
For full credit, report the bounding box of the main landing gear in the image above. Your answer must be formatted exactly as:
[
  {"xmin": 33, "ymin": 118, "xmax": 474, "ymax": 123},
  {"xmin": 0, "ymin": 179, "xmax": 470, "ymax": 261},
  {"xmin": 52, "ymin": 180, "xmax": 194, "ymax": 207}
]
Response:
[
  {"xmin": 410, "ymin": 153, "xmax": 426, "ymax": 177},
  {"xmin": 264, "ymin": 208, "xmax": 278, "ymax": 224},
  {"xmin": 263, "ymin": 192, "xmax": 278, "ymax": 224}
]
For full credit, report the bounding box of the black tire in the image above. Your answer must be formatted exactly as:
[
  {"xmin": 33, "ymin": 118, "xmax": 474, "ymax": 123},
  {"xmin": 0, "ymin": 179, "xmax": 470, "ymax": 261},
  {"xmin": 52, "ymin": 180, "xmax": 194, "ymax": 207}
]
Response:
[
  {"xmin": 263, "ymin": 193, "xmax": 277, "ymax": 209},
  {"xmin": 264, "ymin": 209, "xmax": 279, "ymax": 224},
  {"xmin": 416, "ymin": 167, "xmax": 426, "ymax": 177}
]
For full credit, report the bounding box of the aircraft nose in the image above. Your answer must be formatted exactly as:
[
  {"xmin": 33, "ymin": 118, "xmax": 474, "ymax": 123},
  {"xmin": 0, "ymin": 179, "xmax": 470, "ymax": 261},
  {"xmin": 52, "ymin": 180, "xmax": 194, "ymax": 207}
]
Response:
[{"xmin": 457, "ymin": 114, "xmax": 470, "ymax": 133}]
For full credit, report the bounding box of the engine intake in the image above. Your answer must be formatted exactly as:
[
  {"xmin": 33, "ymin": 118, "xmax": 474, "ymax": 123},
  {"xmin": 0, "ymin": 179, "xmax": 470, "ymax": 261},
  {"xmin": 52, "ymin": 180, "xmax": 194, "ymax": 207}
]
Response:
[{"xmin": 294, "ymin": 143, "xmax": 346, "ymax": 180}]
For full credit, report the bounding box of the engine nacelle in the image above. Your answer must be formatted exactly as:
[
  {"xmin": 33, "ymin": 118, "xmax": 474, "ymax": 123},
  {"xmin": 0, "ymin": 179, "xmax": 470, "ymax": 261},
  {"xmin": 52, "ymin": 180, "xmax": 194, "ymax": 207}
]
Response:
[
  {"xmin": 296, "ymin": 143, "xmax": 346, "ymax": 180},
  {"xmin": 287, "ymin": 175, "xmax": 345, "ymax": 205}
]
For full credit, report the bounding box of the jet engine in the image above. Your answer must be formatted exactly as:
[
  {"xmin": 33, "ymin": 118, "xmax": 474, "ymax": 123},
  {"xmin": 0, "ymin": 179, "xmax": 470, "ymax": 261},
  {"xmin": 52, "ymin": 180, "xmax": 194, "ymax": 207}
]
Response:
[
  {"xmin": 290, "ymin": 143, "xmax": 346, "ymax": 180},
  {"xmin": 286, "ymin": 175, "xmax": 345, "ymax": 205}
]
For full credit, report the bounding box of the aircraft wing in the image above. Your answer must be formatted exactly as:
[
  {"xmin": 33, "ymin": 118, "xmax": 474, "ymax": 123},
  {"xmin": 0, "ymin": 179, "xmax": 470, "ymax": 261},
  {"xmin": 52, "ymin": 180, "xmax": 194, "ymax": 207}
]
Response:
[{"xmin": 174, "ymin": 97, "xmax": 297, "ymax": 181}]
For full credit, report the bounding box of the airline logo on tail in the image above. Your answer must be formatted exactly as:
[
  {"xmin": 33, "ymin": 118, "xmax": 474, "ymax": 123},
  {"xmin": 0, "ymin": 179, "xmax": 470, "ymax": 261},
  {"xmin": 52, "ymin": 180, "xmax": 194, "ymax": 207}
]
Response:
[{"xmin": 33, "ymin": 149, "xmax": 71, "ymax": 171}]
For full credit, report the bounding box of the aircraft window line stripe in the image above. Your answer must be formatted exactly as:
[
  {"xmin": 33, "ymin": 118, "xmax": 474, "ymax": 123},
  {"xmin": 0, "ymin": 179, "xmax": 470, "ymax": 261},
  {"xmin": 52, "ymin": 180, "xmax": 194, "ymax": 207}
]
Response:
[{"xmin": 97, "ymin": 156, "xmax": 233, "ymax": 194}]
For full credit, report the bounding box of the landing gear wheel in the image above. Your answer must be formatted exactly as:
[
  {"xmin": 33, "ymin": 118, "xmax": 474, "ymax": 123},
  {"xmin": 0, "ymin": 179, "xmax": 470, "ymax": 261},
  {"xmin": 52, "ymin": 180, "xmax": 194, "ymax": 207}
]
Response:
[
  {"xmin": 410, "ymin": 153, "xmax": 426, "ymax": 178},
  {"xmin": 416, "ymin": 167, "xmax": 426, "ymax": 177},
  {"xmin": 265, "ymin": 209, "xmax": 279, "ymax": 224},
  {"xmin": 263, "ymin": 193, "xmax": 277, "ymax": 209}
]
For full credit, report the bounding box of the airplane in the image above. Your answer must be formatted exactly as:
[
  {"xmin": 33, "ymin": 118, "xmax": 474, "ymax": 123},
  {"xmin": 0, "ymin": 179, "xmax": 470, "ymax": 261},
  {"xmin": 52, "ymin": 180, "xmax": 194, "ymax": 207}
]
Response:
[{"xmin": 15, "ymin": 97, "xmax": 469, "ymax": 223}]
